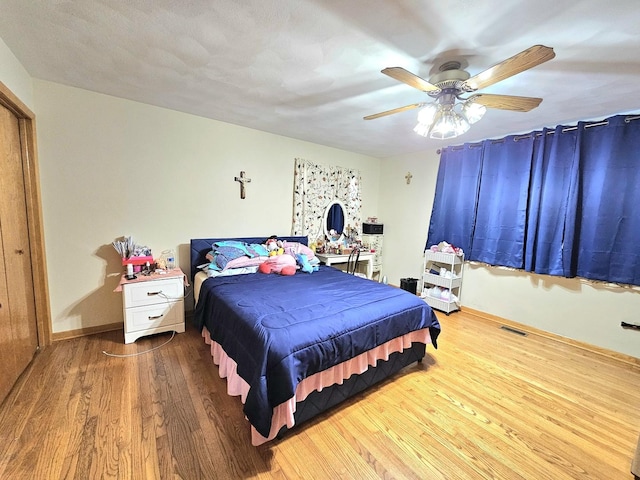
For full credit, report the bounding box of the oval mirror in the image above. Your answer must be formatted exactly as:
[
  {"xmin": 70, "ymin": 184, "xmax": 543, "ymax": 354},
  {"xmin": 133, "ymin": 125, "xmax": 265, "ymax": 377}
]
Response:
[{"xmin": 324, "ymin": 200, "xmax": 346, "ymax": 244}]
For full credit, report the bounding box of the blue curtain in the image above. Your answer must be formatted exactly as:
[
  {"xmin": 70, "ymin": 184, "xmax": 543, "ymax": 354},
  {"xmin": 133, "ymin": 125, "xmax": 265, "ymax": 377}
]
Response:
[
  {"xmin": 426, "ymin": 144, "xmax": 483, "ymax": 253},
  {"xmin": 470, "ymin": 135, "xmax": 534, "ymax": 268},
  {"xmin": 569, "ymin": 116, "xmax": 640, "ymax": 284},
  {"xmin": 524, "ymin": 126, "xmax": 578, "ymax": 275},
  {"xmin": 427, "ymin": 114, "xmax": 640, "ymax": 286}
]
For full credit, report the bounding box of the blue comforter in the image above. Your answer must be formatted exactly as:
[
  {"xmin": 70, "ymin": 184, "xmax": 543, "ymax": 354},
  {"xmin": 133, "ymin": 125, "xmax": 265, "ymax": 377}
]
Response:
[{"xmin": 193, "ymin": 266, "xmax": 440, "ymax": 437}]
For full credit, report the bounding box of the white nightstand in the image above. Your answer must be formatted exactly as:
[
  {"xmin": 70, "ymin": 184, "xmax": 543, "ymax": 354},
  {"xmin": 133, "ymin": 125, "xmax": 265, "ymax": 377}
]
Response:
[{"xmin": 119, "ymin": 268, "xmax": 186, "ymax": 344}]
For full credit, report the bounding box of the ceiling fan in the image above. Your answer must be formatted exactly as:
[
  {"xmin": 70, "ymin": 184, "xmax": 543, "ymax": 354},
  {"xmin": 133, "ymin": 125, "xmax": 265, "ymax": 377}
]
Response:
[{"xmin": 364, "ymin": 45, "xmax": 555, "ymax": 139}]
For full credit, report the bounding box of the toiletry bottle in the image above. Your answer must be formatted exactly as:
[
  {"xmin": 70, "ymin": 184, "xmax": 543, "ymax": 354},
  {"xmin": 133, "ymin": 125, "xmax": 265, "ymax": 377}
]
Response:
[{"xmin": 164, "ymin": 249, "xmax": 176, "ymax": 270}]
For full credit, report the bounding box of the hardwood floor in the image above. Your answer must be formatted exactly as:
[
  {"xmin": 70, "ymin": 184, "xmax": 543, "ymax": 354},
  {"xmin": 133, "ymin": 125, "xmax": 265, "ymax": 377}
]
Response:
[{"xmin": 0, "ymin": 311, "xmax": 638, "ymax": 479}]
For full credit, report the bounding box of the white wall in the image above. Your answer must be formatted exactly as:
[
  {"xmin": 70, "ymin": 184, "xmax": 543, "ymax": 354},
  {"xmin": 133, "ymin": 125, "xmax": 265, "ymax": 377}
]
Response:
[
  {"xmin": 32, "ymin": 79, "xmax": 381, "ymax": 334},
  {"xmin": 379, "ymin": 149, "xmax": 640, "ymax": 359},
  {"xmin": 0, "ymin": 37, "xmax": 33, "ymax": 110}
]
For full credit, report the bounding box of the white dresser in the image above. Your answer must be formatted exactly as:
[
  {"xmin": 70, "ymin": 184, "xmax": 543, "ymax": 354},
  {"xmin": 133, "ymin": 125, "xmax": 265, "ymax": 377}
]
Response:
[
  {"xmin": 361, "ymin": 233, "xmax": 383, "ymax": 279},
  {"xmin": 120, "ymin": 269, "xmax": 186, "ymax": 344}
]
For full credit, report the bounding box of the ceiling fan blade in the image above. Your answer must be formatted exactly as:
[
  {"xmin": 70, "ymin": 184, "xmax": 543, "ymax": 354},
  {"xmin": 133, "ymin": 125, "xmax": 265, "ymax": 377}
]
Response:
[
  {"xmin": 463, "ymin": 45, "xmax": 555, "ymax": 91},
  {"xmin": 470, "ymin": 93, "xmax": 542, "ymax": 112},
  {"xmin": 363, "ymin": 103, "xmax": 424, "ymax": 120},
  {"xmin": 381, "ymin": 67, "xmax": 440, "ymax": 93}
]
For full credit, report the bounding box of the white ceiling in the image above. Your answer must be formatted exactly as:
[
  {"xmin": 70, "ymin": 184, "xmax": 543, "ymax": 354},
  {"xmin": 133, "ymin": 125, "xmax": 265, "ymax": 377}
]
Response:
[{"xmin": 1, "ymin": 0, "xmax": 640, "ymax": 158}]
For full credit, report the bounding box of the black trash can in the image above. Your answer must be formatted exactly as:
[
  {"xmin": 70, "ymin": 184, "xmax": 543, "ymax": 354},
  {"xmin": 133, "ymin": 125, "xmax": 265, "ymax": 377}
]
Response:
[{"xmin": 400, "ymin": 277, "xmax": 418, "ymax": 295}]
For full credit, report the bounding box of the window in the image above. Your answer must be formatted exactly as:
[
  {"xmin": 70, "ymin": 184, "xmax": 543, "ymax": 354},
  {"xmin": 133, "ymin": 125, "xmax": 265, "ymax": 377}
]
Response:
[{"xmin": 426, "ymin": 114, "xmax": 640, "ymax": 286}]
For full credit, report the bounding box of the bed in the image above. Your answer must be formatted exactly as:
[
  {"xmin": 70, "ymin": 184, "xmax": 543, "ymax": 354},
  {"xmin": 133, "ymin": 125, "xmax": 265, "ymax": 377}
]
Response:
[{"xmin": 191, "ymin": 236, "xmax": 441, "ymax": 445}]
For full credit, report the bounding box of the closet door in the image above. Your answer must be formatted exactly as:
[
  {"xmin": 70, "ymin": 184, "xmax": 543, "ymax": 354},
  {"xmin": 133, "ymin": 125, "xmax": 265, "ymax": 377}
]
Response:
[
  {"xmin": 0, "ymin": 102, "xmax": 38, "ymax": 402},
  {"xmin": 0, "ymin": 226, "xmax": 16, "ymax": 401}
]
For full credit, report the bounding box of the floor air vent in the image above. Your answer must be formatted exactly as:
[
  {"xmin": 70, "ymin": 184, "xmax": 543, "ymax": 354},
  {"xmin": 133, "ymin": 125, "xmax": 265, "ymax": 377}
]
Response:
[{"xmin": 500, "ymin": 325, "xmax": 527, "ymax": 336}]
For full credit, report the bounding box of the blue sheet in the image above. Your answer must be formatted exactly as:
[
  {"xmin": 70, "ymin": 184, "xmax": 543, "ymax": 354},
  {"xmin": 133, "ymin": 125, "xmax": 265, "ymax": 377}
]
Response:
[{"xmin": 194, "ymin": 266, "xmax": 440, "ymax": 438}]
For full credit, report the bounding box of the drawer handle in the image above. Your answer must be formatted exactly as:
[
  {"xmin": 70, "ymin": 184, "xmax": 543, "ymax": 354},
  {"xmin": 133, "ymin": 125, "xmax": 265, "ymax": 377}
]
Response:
[
  {"xmin": 147, "ymin": 291, "xmax": 162, "ymax": 296},
  {"xmin": 148, "ymin": 314, "xmax": 164, "ymax": 320}
]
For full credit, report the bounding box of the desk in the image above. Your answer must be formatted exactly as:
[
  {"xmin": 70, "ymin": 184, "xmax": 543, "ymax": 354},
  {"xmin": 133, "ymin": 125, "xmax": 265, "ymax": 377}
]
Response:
[{"xmin": 316, "ymin": 252, "xmax": 374, "ymax": 279}]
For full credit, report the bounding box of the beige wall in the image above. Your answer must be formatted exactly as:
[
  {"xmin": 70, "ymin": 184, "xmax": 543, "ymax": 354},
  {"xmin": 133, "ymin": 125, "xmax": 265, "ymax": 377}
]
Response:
[
  {"xmin": 462, "ymin": 264, "xmax": 640, "ymax": 358},
  {"xmin": 0, "ymin": 37, "xmax": 33, "ymax": 109},
  {"xmin": 377, "ymin": 149, "xmax": 440, "ymax": 283},
  {"xmin": 379, "ymin": 149, "xmax": 640, "ymax": 359},
  {"xmin": 32, "ymin": 79, "xmax": 381, "ymax": 334},
  {"xmin": 1, "ymin": 35, "xmax": 637, "ymax": 358}
]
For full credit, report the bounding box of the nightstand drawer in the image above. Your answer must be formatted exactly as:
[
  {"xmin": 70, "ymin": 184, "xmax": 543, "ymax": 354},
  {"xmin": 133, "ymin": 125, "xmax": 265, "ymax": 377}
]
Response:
[
  {"xmin": 124, "ymin": 301, "xmax": 184, "ymax": 333},
  {"xmin": 123, "ymin": 277, "xmax": 184, "ymax": 308}
]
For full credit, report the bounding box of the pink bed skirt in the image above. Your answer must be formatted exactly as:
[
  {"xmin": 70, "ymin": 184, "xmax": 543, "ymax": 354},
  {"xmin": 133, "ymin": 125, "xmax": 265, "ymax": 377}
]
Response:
[{"xmin": 201, "ymin": 326, "xmax": 432, "ymax": 446}]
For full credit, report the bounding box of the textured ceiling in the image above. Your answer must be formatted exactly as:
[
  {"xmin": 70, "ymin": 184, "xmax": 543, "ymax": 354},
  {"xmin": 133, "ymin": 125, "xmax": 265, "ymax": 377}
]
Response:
[{"xmin": 1, "ymin": 0, "xmax": 640, "ymax": 158}]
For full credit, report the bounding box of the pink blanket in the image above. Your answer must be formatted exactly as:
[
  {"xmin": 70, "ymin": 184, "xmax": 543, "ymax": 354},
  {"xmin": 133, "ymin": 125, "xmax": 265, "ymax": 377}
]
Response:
[{"xmin": 201, "ymin": 326, "xmax": 431, "ymax": 445}]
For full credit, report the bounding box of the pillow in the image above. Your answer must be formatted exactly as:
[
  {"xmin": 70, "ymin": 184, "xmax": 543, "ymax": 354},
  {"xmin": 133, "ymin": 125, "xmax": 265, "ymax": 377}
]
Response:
[
  {"xmin": 210, "ymin": 245, "xmax": 251, "ymax": 269},
  {"xmin": 223, "ymin": 255, "xmax": 269, "ymax": 270},
  {"xmin": 248, "ymin": 243, "xmax": 269, "ymax": 257},
  {"xmin": 282, "ymin": 241, "xmax": 316, "ymax": 260},
  {"xmin": 207, "ymin": 266, "xmax": 259, "ymax": 278},
  {"xmin": 212, "ymin": 240, "xmax": 269, "ymax": 258},
  {"xmin": 208, "ymin": 241, "xmax": 270, "ymax": 270}
]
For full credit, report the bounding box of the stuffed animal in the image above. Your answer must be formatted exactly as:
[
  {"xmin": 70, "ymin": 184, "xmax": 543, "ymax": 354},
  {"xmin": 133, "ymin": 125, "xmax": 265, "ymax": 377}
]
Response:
[
  {"xmin": 265, "ymin": 237, "xmax": 284, "ymax": 257},
  {"xmin": 258, "ymin": 255, "xmax": 296, "ymax": 275},
  {"xmin": 296, "ymin": 253, "xmax": 318, "ymax": 274}
]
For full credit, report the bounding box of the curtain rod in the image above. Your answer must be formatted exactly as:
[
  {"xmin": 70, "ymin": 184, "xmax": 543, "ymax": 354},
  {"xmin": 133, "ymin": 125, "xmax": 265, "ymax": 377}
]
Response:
[
  {"xmin": 438, "ymin": 114, "xmax": 640, "ymax": 152},
  {"xmin": 514, "ymin": 114, "xmax": 640, "ymax": 141},
  {"xmin": 518, "ymin": 120, "xmax": 610, "ymax": 140}
]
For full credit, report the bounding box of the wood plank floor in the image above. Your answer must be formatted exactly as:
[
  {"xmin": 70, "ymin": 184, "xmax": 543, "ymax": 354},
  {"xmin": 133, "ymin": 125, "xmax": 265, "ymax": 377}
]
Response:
[{"xmin": 0, "ymin": 311, "xmax": 638, "ymax": 479}]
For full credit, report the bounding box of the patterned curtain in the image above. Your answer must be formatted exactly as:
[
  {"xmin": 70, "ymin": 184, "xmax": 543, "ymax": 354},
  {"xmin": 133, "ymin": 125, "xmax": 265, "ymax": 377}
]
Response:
[{"xmin": 291, "ymin": 158, "xmax": 362, "ymax": 241}]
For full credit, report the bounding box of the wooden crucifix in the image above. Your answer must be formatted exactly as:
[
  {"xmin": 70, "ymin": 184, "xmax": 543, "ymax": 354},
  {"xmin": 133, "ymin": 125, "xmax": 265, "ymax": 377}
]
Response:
[
  {"xmin": 405, "ymin": 172, "xmax": 413, "ymax": 184},
  {"xmin": 234, "ymin": 171, "xmax": 251, "ymax": 199}
]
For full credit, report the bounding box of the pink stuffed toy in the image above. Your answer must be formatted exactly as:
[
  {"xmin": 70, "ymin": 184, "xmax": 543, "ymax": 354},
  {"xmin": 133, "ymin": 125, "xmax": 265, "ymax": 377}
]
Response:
[{"xmin": 258, "ymin": 255, "xmax": 297, "ymax": 275}]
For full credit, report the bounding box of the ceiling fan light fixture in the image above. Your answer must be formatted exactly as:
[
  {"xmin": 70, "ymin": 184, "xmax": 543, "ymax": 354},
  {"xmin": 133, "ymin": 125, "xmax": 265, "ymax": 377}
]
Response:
[
  {"xmin": 429, "ymin": 106, "xmax": 470, "ymax": 139},
  {"xmin": 370, "ymin": 45, "xmax": 555, "ymax": 141},
  {"xmin": 417, "ymin": 103, "xmax": 438, "ymax": 125},
  {"xmin": 414, "ymin": 104, "xmax": 439, "ymax": 136},
  {"xmin": 461, "ymin": 98, "xmax": 487, "ymax": 124},
  {"xmin": 413, "ymin": 121, "xmax": 431, "ymax": 137},
  {"xmin": 415, "ymin": 103, "xmax": 470, "ymax": 139}
]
